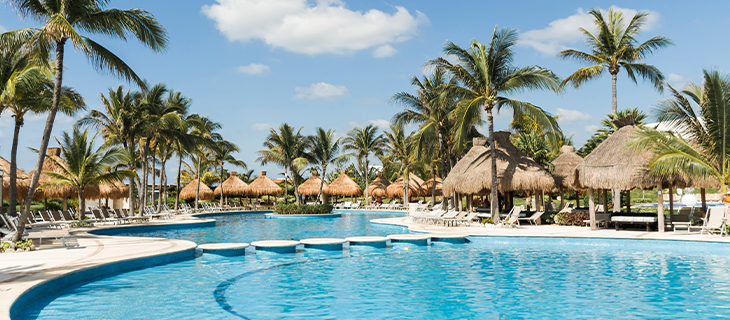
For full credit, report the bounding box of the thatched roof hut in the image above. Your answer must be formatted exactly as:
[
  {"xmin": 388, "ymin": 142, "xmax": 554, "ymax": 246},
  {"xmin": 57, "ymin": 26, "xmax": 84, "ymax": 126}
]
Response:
[
  {"xmin": 367, "ymin": 172, "xmax": 390, "ymax": 197},
  {"xmin": 386, "ymin": 173, "xmax": 426, "ymax": 199},
  {"xmin": 99, "ymin": 181, "xmax": 128, "ymax": 200},
  {"xmin": 29, "ymin": 147, "xmax": 75, "ymax": 200},
  {"xmin": 214, "ymin": 172, "xmax": 250, "ymax": 196},
  {"xmin": 551, "ymin": 145, "xmax": 583, "ymax": 190},
  {"xmin": 424, "ymin": 175, "xmax": 443, "ymax": 196},
  {"xmin": 0, "ymin": 156, "xmax": 31, "ymax": 202},
  {"xmin": 443, "ymin": 133, "xmax": 556, "ymax": 196},
  {"xmin": 573, "ymin": 121, "xmax": 689, "ymax": 191},
  {"xmin": 179, "ymin": 176, "xmax": 215, "ymax": 200},
  {"xmin": 326, "ymin": 170, "xmax": 362, "ymax": 196},
  {"xmin": 297, "ymin": 171, "xmax": 329, "ymax": 196},
  {"xmin": 247, "ymin": 171, "xmax": 283, "ymax": 196}
]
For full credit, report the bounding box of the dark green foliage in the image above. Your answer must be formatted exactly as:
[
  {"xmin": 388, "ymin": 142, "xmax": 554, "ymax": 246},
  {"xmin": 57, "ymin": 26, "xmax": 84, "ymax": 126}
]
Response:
[
  {"xmin": 554, "ymin": 211, "xmax": 589, "ymax": 226},
  {"xmin": 273, "ymin": 204, "xmax": 334, "ymax": 215}
]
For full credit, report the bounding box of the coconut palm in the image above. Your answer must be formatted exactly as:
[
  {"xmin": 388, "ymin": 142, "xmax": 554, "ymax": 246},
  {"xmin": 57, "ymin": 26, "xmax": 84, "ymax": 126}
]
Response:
[
  {"xmin": 577, "ymin": 108, "xmax": 647, "ymax": 157},
  {"xmin": 173, "ymin": 110, "xmax": 200, "ymax": 211},
  {"xmin": 257, "ymin": 124, "xmax": 309, "ymax": 205},
  {"xmin": 558, "ymin": 7, "xmax": 672, "ymax": 114},
  {"xmin": 3, "ymin": 0, "xmax": 167, "ymax": 240},
  {"xmin": 427, "ymin": 27, "xmax": 562, "ymax": 220},
  {"xmin": 343, "ymin": 124, "xmax": 387, "ymax": 204},
  {"xmin": 40, "ymin": 129, "xmax": 133, "ymax": 219},
  {"xmin": 189, "ymin": 116, "xmax": 222, "ymax": 209},
  {"xmin": 382, "ymin": 122, "xmax": 418, "ymax": 201},
  {"xmin": 211, "ymin": 140, "xmax": 247, "ymax": 207},
  {"xmin": 307, "ymin": 128, "xmax": 349, "ymax": 203},
  {"xmin": 627, "ymin": 69, "xmax": 730, "ymax": 193}
]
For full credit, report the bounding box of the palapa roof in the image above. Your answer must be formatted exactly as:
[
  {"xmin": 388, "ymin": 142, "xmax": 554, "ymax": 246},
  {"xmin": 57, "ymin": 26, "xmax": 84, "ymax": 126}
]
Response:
[
  {"xmin": 551, "ymin": 145, "xmax": 583, "ymax": 190},
  {"xmin": 31, "ymin": 147, "xmax": 78, "ymax": 200},
  {"xmin": 179, "ymin": 176, "xmax": 215, "ymax": 200},
  {"xmin": 98, "ymin": 181, "xmax": 128, "ymax": 200},
  {"xmin": 424, "ymin": 175, "xmax": 443, "ymax": 196},
  {"xmin": 214, "ymin": 171, "xmax": 250, "ymax": 196},
  {"xmin": 443, "ymin": 133, "xmax": 556, "ymax": 196},
  {"xmin": 0, "ymin": 155, "xmax": 31, "ymax": 202},
  {"xmin": 247, "ymin": 171, "xmax": 283, "ymax": 196},
  {"xmin": 573, "ymin": 118, "xmax": 690, "ymax": 190},
  {"xmin": 386, "ymin": 173, "xmax": 427, "ymax": 199},
  {"xmin": 297, "ymin": 171, "xmax": 329, "ymax": 196},
  {"xmin": 326, "ymin": 170, "xmax": 362, "ymax": 196},
  {"xmin": 366, "ymin": 172, "xmax": 390, "ymax": 197}
]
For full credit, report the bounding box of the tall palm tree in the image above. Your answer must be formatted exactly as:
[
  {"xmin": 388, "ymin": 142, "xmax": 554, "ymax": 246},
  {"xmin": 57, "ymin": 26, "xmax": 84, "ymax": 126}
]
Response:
[
  {"xmin": 382, "ymin": 122, "xmax": 418, "ymax": 201},
  {"xmin": 391, "ymin": 67, "xmax": 456, "ymax": 209},
  {"xmin": 257, "ymin": 124, "xmax": 309, "ymax": 205},
  {"xmin": 173, "ymin": 110, "xmax": 199, "ymax": 211},
  {"xmin": 627, "ymin": 69, "xmax": 730, "ymax": 193},
  {"xmin": 558, "ymin": 7, "xmax": 672, "ymax": 114},
  {"xmin": 211, "ymin": 140, "xmax": 246, "ymax": 207},
  {"xmin": 189, "ymin": 116, "xmax": 222, "ymax": 209},
  {"xmin": 307, "ymin": 128, "xmax": 348, "ymax": 203},
  {"xmin": 577, "ymin": 108, "xmax": 647, "ymax": 157},
  {"xmin": 428, "ymin": 27, "xmax": 562, "ymax": 220},
  {"xmin": 343, "ymin": 124, "xmax": 387, "ymax": 204},
  {"xmin": 41, "ymin": 129, "xmax": 133, "ymax": 219},
  {"xmin": 3, "ymin": 0, "xmax": 167, "ymax": 240}
]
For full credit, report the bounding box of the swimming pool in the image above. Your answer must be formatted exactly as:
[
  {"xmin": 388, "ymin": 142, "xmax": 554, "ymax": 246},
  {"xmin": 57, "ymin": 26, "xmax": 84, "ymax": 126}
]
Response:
[{"xmin": 16, "ymin": 212, "xmax": 730, "ymax": 319}]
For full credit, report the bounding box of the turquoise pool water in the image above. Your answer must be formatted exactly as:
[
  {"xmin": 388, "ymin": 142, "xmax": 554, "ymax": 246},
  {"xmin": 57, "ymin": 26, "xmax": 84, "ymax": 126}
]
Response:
[{"xmin": 17, "ymin": 212, "xmax": 730, "ymax": 319}]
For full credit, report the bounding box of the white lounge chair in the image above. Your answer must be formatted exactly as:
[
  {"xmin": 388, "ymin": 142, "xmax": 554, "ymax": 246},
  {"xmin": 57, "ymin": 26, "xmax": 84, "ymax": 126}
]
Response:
[
  {"xmin": 701, "ymin": 206, "xmax": 727, "ymax": 236},
  {"xmin": 518, "ymin": 211, "xmax": 544, "ymax": 225},
  {"xmin": 499, "ymin": 207, "xmax": 522, "ymax": 228}
]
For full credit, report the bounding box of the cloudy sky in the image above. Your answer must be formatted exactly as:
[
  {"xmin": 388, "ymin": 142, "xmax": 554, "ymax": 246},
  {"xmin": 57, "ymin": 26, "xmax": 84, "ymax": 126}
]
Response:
[{"xmin": 0, "ymin": 0, "xmax": 727, "ymax": 178}]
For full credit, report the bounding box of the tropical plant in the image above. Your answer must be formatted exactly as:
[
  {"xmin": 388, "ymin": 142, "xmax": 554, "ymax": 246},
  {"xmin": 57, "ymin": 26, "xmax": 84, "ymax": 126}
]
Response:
[
  {"xmin": 3, "ymin": 0, "xmax": 168, "ymax": 241},
  {"xmin": 558, "ymin": 7, "xmax": 672, "ymax": 114},
  {"xmin": 189, "ymin": 116, "xmax": 222, "ymax": 209},
  {"xmin": 257, "ymin": 124, "xmax": 309, "ymax": 205},
  {"xmin": 627, "ymin": 70, "xmax": 730, "ymax": 193},
  {"xmin": 577, "ymin": 108, "xmax": 647, "ymax": 157},
  {"xmin": 307, "ymin": 128, "xmax": 348, "ymax": 203},
  {"xmin": 382, "ymin": 122, "xmax": 419, "ymax": 201},
  {"xmin": 427, "ymin": 27, "xmax": 562, "ymax": 220},
  {"xmin": 343, "ymin": 124, "xmax": 387, "ymax": 204},
  {"xmin": 211, "ymin": 140, "xmax": 246, "ymax": 207},
  {"xmin": 40, "ymin": 129, "xmax": 133, "ymax": 219},
  {"xmin": 511, "ymin": 131, "xmax": 553, "ymax": 170}
]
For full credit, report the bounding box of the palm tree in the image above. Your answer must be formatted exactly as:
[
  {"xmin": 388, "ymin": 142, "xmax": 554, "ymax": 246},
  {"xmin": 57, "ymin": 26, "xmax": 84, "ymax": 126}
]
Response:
[
  {"xmin": 382, "ymin": 122, "xmax": 418, "ymax": 201},
  {"xmin": 428, "ymin": 27, "xmax": 562, "ymax": 220},
  {"xmin": 577, "ymin": 108, "xmax": 647, "ymax": 157},
  {"xmin": 173, "ymin": 110, "xmax": 199, "ymax": 211},
  {"xmin": 627, "ymin": 70, "xmax": 730, "ymax": 193},
  {"xmin": 211, "ymin": 140, "xmax": 246, "ymax": 207},
  {"xmin": 257, "ymin": 124, "xmax": 309, "ymax": 205},
  {"xmin": 3, "ymin": 0, "xmax": 167, "ymax": 240},
  {"xmin": 307, "ymin": 128, "xmax": 348, "ymax": 203},
  {"xmin": 343, "ymin": 124, "xmax": 387, "ymax": 204},
  {"xmin": 391, "ymin": 67, "xmax": 456, "ymax": 209},
  {"xmin": 190, "ymin": 116, "xmax": 222, "ymax": 209},
  {"xmin": 558, "ymin": 7, "xmax": 672, "ymax": 114},
  {"xmin": 41, "ymin": 129, "xmax": 133, "ymax": 219}
]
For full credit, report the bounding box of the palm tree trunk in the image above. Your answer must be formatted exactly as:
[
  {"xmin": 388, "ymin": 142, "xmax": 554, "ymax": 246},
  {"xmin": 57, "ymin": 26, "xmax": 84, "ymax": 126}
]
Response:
[
  {"xmin": 15, "ymin": 39, "xmax": 66, "ymax": 242},
  {"xmin": 160, "ymin": 156, "xmax": 167, "ymax": 209},
  {"xmin": 486, "ymin": 106, "xmax": 499, "ymax": 222},
  {"xmin": 364, "ymin": 157, "xmax": 370, "ymax": 205},
  {"xmin": 431, "ymin": 166, "xmax": 436, "ymax": 206},
  {"xmin": 9, "ymin": 117, "xmax": 22, "ymax": 216},
  {"xmin": 290, "ymin": 167, "xmax": 300, "ymax": 205},
  {"xmin": 174, "ymin": 146, "xmax": 183, "ymax": 211},
  {"xmin": 195, "ymin": 153, "xmax": 201, "ymax": 209},
  {"xmin": 78, "ymin": 188, "xmax": 86, "ymax": 220},
  {"xmin": 151, "ymin": 149, "xmax": 157, "ymax": 212},
  {"xmin": 141, "ymin": 140, "xmax": 152, "ymax": 209},
  {"xmin": 318, "ymin": 164, "xmax": 326, "ymax": 204},
  {"xmin": 220, "ymin": 164, "xmax": 225, "ymax": 208},
  {"xmin": 611, "ymin": 72, "xmax": 618, "ymax": 114},
  {"xmin": 283, "ymin": 166, "xmax": 288, "ymax": 204},
  {"xmin": 438, "ymin": 129, "xmax": 448, "ymax": 211}
]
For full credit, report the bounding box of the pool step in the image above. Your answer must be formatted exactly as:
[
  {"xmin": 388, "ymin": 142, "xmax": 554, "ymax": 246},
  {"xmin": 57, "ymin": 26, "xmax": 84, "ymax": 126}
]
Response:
[{"xmin": 197, "ymin": 243, "xmax": 250, "ymax": 256}]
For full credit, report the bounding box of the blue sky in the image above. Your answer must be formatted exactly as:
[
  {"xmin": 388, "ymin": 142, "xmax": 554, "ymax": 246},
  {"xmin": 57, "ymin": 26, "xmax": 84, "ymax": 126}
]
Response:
[{"xmin": 1, "ymin": 0, "xmax": 728, "ymax": 179}]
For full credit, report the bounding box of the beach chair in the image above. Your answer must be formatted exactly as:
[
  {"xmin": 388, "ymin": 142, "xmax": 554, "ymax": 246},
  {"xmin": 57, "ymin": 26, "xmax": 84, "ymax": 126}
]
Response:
[
  {"xmin": 499, "ymin": 207, "xmax": 522, "ymax": 228},
  {"xmin": 350, "ymin": 201, "xmax": 361, "ymax": 209},
  {"xmin": 440, "ymin": 210, "xmax": 468, "ymax": 227},
  {"xmin": 456, "ymin": 211, "xmax": 480, "ymax": 226},
  {"xmin": 671, "ymin": 207, "xmax": 693, "ymax": 232},
  {"xmin": 434, "ymin": 210, "xmax": 460, "ymax": 226},
  {"xmin": 701, "ymin": 206, "xmax": 727, "ymax": 236},
  {"xmin": 518, "ymin": 211, "xmax": 545, "ymax": 225}
]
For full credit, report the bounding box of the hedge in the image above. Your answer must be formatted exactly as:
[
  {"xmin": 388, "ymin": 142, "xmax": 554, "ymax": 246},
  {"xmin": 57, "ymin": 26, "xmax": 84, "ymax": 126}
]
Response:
[
  {"xmin": 554, "ymin": 211, "xmax": 589, "ymax": 226},
  {"xmin": 273, "ymin": 204, "xmax": 334, "ymax": 215}
]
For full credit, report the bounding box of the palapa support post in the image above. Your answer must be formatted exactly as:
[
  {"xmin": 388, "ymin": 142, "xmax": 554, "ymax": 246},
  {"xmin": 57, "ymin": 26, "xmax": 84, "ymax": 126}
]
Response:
[
  {"xmin": 575, "ymin": 191, "xmax": 580, "ymax": 208},
  {"xmin": 657, "ymin": 183, "xmax": 665, "ymax": 233},
  {"xmin": 589, "ymin": 188, "xmax": 596, "ymax": 230},
  {"xmin": 626, "ymin": 189, "xmax": 631, "ymax": 213},
  {"xmin": 559, "ymin": 186, "xmax": 564, "ymax": 210},
  {"xmin": 602, "ymin": 190, "xmax": 608, "ymax": 214},
  {"xmin": 668, "ymin": 184, "xmax": 674, "ymax": 215}
]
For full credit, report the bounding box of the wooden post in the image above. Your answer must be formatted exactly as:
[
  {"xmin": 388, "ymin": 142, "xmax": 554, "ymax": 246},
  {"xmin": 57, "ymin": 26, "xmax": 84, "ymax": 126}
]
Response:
[
  {"xmin": 559, "ymin": 186, "xmax": 564, "ymax": 210},
  {"xmin": 668, "ymin": 184, "xmax": 674, "ymax": 216},
  {"xmin": 701, "ymin": 188, "xmax": 707, "ymax": 212},
  {"xmin": 657, "ymin": 183, "xmax": 665, "ymax": 233},
  {"xmin": 589, "ymin": 188, "xmax": 596, "ymax": 230},
  {"xmin": 575, "ymin": 191, "xmax": 580, "ymax": 207},
  {"xmin": 602, "ymin": 189, "xmax": 608, "ymax": 214},
  {"xmin": 626, "ymin": 189, "xmax": 631, "ymax": 213}
]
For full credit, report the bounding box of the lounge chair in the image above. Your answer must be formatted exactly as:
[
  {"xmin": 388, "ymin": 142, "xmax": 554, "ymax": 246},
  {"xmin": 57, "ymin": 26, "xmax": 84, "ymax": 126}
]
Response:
[
  {"xmin": 701, "ymin": 206, "xmax": 727, "ymax": 236},
  {"xmin": 499, "ymin": 207, "xmax": 522, "ymax": 228},
  {"xmin": 440, "ymin": 210, "xmax": 468, "ymax": 227},
  {"xmin": 2, "ymin": 214, "xmax": 70, "ymax": 246},
  {"xmin": 434, "ymin": 210, "xmax": 460, "ymax": 226},
  {"xmin": 456, "ymin": 211, "xmax": 480, "ymax": 226},
  {"xmin": 350, "ymin": 201, "xmax": 361, "ymax": 209},
  {"xmin": 519, "ymin": 211, "xmax": 545, "ymax": 225}
]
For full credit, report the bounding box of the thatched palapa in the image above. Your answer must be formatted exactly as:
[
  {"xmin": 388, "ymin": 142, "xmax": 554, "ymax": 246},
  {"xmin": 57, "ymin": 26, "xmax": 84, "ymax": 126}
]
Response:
[
  {"xmin": 297, "ymin": 171, "xmax": 329, "ymax": 196},
  {"xmin": 326, "ymin": 170, "xmax": 362, "ymax": 196},
  {"xmin": 443, "ymin": 133, "xmax": 556, "ymax": 196},
  {"xmin": 386, "ymin": 173, "xmax": 426, "ymax": 199},
  {"xmin": 551, "ymin": 145, "xmax": 583, "ymax": 190},
  {"xmin": 0, "ymin": 156, "xmax": 31, "ymax": 202},
  {"xmin": 247, "ymin": 171, "xmax": 283, "ymax": 196},
  {"xmin": 367, "ymin": 172, "xmax": 390, "ymax": 197},
  {"xmin": 31, "ymin": 147, "xmax": 77, "ymax": 200},
  {"xmin": 99, "ymin": 181, "xmax": 128, "ymax": 199},
  {"xmin": 179, "ymin": 176, "xmax": 215, "ymax": 200},
  {"xmin": 424, "ymin": 175, "xmax": 443, "ymax": 196},
  {"xmin": 214, "ymin": 172, "xmax": 250, "ymax": 196}
]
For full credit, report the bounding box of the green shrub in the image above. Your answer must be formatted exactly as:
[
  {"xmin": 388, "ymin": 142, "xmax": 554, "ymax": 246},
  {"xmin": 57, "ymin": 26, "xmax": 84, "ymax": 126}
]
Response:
[
  {"xmin": 0, "ymin": 241, "xmax": 10, "ymax": 253},
  {"xmin": 14, "ymin": 239, "xmax": 33, "ymax": 251},
  {"xmin": 273, "ymin": 204, "xmax": 334, "ymax": 215},
  {"xmin": 554, "ymin": 211, "xmax": 589, "ymax": 226}
]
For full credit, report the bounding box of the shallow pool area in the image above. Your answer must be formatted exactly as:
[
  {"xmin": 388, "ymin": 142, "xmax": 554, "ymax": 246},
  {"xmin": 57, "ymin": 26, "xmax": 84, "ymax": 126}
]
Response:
[{"xmin": 15, "ymin": 211, "xmax": 730, "ymax": 319}]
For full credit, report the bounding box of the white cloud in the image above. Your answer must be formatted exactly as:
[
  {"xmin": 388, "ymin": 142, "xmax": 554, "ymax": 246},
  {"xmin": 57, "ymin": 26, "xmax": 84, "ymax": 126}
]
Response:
[
  {"xmin": 294, "ymin": 82, "xmax": 349, "ymax": 100},
  {"xmin": 0, "ymin": 25, "xmax": 6, "ymax": 33},
  {"xmin": 251, "ymin": 123, "xmax": 272, "ymax": 131},
  {"xmin": 584, "ymin": 124, "xmax": 599, "ymax": 132},
  {"xmin": 556, "ymin": 108, "xmax": 593, "ymax": 123},
  {"xmin": 667, "ymin": 73, "xmax": 684, "ymax": 82},
  {"xmin": 202, "ymin": 0, "xmax": 429, "ymax": 55},
  {"xmin": 349, "ymin": 119, "xmax": 390, "ymax": 128},
  {"xmin": 373, "ymin": 44, "xmax": 397, "ymax": 58},
  {"xmin": 358, "ymin": 97, "xmax": 381, "ymax": 105},
  {"xmin": 236, "ymin": 63, "xmax": 270, "ymax": 75},
  {"xmin": 520, "ymin": 7, "xmax": 659, "ymax": 55}
]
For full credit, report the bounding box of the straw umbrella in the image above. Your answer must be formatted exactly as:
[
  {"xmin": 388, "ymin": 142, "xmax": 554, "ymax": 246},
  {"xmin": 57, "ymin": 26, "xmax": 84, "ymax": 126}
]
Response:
[
  {"xmin": 326, "ymin": 170, "xmax": 362, "ymax": 203},
  {"xmin": 297, "ymin": 171, "xmax": 330, "ymax": 203},
  {"xmin": 424, "ymin": 174, "xmax": 443, "ymax": 204},
  {"xmin": 214, "ymin": 171, "xmax": 250, "ymax": 205},
  {"xmin": 29, "ymin": 147, "xmax": 79, "ymax": 211},
  {"xmin": 0, "ymin": 156, "xmax": 31, "ymax": 208},
  {"xmin": 367, "ymin": 172, "xmax": 390, "ymax": 199},
  {"xmin": 180, "ymin": 175, "xmax": 214, "ymax": 201},
  {"xmin": 247, "ymin": 171, "xmax": 283, "ymax": 204},
  {"xmin": 443, "ymin": 133, "xmax": 556, "ymax": 217},
  {"xmin": 573, "ymin": 117, "xmax": 690, "ymax": 231},
  {"xmin": 386, "ymin": 173, "xmax": 426, "ymax": 202},
  {"xmin": 551, "ymin": 145, "xmax": 583, "ymax": 209}
]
